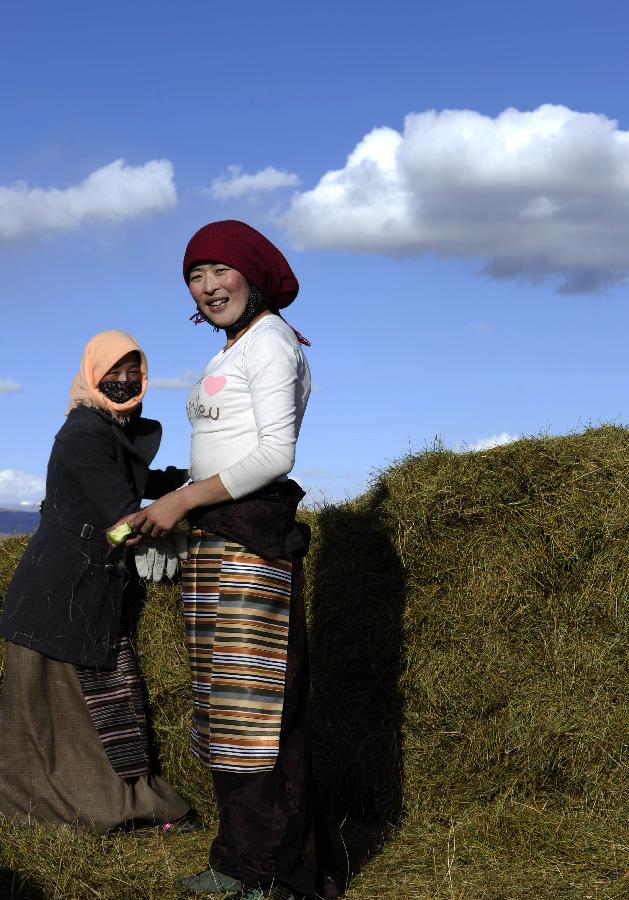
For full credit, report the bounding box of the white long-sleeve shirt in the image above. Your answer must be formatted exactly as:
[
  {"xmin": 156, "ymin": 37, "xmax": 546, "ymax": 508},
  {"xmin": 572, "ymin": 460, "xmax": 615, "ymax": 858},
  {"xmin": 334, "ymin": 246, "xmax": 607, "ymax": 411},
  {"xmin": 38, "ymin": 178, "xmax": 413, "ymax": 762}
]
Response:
[{"xmin": 187, "ymin": 315, "xmax": 311, "ymax": 500}]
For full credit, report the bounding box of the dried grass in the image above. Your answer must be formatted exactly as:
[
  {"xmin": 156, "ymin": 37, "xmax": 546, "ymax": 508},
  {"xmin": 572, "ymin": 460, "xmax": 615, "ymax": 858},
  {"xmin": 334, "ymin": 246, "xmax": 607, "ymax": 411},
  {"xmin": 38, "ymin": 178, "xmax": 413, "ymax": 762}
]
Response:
[{"xmin": 2, "ymin": 426, "xmax": 629, "ymax": 897}]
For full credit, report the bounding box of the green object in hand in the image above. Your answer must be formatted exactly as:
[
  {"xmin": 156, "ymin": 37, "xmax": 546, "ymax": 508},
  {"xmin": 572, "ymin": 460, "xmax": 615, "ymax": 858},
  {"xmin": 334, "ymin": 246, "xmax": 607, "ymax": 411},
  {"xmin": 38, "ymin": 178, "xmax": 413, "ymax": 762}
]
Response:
[{"xmin": 107, "ymin": 521, "xmax": 134, "ymax": 545}]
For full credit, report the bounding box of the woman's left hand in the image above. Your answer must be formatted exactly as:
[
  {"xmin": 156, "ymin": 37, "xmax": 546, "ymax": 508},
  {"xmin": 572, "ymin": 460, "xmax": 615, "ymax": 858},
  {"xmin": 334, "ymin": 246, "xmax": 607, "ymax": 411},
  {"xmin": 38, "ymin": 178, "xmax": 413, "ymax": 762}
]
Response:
[{"xmin": 128, "ymin": 492, "xmax": 190, "ymax": 539}]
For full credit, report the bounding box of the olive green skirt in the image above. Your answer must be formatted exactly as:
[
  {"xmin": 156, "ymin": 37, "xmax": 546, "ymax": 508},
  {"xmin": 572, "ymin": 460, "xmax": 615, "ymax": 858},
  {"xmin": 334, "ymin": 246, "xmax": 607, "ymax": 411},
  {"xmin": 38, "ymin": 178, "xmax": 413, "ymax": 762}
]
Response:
[{"xmin": 0, "ymin": 641, "xmax": 190, "ymax": 832}]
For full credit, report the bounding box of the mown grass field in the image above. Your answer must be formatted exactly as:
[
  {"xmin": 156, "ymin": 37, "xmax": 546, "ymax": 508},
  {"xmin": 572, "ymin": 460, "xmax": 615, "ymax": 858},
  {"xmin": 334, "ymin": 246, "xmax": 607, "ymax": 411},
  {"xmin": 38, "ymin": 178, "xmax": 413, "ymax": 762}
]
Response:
[{"xmin": 2, "ymin": 426, "xmax": 629, "ymax": 898}]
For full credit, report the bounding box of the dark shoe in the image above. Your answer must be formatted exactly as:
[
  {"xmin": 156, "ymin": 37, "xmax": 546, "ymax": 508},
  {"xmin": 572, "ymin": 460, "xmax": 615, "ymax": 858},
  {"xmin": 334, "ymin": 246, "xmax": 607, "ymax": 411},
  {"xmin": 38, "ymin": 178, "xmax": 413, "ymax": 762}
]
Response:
[
  {"xmin": 226, "ymin": 891, "xmax": 265, "ymax": 900},
  {"xmin": 227, "ymin": 886, "xmax": 297, "ymax": 900},
  {"xmin": 160, "ymin": 812, "xmax": 206, "ymax": 835},
  {"xmin": 267, "ymin": 885, "xmax": 298, "ymax": 900},
  {"xmin": 182, "ymin": 866, "xmax": 241, "ymax": 895},
  {"xmin": 106, "ymin": 820, "xmax": 159, "ymax": 837},
  {"xmin": 113, "ymin": 812, "xmax": 205, "ymax": 837}
]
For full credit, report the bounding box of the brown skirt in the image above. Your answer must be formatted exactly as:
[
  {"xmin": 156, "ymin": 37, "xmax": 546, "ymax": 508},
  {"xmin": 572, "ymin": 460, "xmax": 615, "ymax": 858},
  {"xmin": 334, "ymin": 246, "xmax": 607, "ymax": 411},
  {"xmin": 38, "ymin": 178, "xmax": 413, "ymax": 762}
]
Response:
[{"xmin": 0, "ymin": 642, "xmax": 190, "ymax": 833}]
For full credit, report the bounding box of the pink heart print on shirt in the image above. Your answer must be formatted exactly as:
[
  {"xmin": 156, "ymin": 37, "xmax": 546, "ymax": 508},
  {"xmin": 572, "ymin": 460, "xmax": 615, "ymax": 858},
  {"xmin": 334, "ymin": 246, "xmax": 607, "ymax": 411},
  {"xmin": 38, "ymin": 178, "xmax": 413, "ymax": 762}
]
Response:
[{"xmin": 203, "ymin": 375, "xmax": 226, "ymax": 396}]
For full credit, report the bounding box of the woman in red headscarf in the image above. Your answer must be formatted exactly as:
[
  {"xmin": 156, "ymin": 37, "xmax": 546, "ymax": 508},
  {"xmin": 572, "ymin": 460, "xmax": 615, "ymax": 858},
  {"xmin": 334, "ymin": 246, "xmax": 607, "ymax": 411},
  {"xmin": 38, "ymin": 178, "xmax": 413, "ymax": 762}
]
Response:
[{"xmin": 122, "ymin": 222, "xmax": 338, "ymax": 900}]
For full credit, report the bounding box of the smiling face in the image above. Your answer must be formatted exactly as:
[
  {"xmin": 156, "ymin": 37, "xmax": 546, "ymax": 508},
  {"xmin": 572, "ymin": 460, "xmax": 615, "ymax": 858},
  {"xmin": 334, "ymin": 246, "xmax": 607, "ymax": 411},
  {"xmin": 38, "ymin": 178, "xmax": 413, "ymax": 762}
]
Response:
[{"xmin": 188, "ymin": 262, "xmax": 251, "ymax": 329}]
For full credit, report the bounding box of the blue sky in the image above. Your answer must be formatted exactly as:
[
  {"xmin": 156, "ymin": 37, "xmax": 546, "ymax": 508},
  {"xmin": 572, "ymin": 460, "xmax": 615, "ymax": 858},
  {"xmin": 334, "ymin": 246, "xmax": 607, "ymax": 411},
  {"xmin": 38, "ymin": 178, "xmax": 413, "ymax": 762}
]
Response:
[{"xmin": 2, "ymin": 0, "xmax": 629, "ymax": 506}]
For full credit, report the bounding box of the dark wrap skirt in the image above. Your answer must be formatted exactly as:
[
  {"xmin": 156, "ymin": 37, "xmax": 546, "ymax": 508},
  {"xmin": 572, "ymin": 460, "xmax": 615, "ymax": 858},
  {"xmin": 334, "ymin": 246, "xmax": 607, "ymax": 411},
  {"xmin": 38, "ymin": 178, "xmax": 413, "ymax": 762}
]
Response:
[{"xmin": 185, "ymin": 481, "xmax": 338, "ymax": 898}]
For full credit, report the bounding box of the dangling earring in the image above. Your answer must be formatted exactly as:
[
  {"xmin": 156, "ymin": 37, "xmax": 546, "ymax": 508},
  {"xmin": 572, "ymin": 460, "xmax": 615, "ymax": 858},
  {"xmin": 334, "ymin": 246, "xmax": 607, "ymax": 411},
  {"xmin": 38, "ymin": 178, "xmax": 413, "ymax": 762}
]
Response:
[{"xmin": 189, "ymin": 310, "xmax": 219, "ymax": 332}]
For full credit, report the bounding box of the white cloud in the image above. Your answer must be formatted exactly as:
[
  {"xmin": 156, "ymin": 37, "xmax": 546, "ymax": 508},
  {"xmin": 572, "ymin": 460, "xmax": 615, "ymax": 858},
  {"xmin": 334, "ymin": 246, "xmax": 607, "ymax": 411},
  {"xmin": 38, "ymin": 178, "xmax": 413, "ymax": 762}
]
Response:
[
  {"xmin": 0, "ymin": 379, "xmax": 22, "ymax": 394},
  {"xmin": 0, "ymin": 159, "xmax": 176, "ymax": 240},
  {"xmin": 281, "ymin": 104, "xmax": 629, "ymax": 292},
  {"xmin": 151, "ymin": 370, "xmax": 198, "ymax": 390},
  {"xmin": 210, "ymin": 165, "xmax": 300, "ymax": 200},
  {"xmin": 456, "ymin": 432, "xmax": 519, "ymax": 453},
  {"xmin": 0, "ymin": 469, "xmax": 45, "ymax": 506}
]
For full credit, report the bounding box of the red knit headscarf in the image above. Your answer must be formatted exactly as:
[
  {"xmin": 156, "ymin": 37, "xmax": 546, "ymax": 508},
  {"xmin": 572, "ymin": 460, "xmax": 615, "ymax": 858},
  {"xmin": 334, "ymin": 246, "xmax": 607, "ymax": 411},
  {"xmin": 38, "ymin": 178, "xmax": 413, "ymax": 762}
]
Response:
[{"xmin": 183, "ymin": 220, "xmax": 298, "ymax": 309}]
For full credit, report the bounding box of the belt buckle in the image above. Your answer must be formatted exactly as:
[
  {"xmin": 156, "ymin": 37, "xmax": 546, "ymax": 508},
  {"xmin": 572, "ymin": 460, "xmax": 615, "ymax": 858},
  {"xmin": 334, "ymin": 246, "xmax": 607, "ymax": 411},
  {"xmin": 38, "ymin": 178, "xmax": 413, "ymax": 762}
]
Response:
[{"xmin": 80, "ymin": 523, "xmax": 94, "ymax": 540}]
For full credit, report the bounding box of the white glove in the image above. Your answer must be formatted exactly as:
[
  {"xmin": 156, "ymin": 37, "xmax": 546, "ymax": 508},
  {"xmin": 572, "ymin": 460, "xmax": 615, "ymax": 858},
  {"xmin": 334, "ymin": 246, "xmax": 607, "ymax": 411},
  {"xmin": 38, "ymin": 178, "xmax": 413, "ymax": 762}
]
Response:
[{"xmin": 134, "ymin": 533, "xmax": 189, "ymax": 582}]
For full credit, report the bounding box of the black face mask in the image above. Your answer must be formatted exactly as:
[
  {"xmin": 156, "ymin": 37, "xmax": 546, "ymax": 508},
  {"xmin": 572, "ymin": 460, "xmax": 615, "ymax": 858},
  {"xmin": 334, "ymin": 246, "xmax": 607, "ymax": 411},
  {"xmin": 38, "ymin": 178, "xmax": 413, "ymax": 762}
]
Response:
[{"xmin": 98, "ymin": 380, "xmax": 142, "ymax": 405}]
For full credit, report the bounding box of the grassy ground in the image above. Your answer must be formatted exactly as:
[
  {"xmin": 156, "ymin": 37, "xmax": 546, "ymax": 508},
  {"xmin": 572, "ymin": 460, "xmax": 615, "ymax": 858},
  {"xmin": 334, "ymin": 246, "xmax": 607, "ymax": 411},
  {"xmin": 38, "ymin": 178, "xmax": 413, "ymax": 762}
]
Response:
[{"xmin": 2, "ymin": 426, "xmax": 629, "ymax": 898}]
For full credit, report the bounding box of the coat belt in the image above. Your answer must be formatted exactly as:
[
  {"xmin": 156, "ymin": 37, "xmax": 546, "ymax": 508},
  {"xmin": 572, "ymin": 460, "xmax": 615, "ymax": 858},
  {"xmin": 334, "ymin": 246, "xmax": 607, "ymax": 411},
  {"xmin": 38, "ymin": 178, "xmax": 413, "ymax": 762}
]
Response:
[{"xmin": 39, "ymin": 511, "xmax": 107, "ymax": 544}]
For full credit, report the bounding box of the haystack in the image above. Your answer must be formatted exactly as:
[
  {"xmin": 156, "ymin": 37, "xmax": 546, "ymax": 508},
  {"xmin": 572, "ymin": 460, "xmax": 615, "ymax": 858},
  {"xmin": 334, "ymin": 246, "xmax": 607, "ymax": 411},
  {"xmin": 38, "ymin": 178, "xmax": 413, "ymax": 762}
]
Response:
[{"xmin": 2, "ymin": 426, "xmax": 629, "ymax": 898}]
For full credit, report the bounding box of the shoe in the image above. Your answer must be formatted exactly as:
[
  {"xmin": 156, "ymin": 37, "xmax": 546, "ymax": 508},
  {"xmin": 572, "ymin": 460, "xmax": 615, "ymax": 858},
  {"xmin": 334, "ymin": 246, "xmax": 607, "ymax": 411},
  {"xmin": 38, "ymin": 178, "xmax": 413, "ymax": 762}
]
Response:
[
  {"xmin": 226, "ymin": 891, "xmax": 264, "ymax": 900},
  {"xmin": 182, "ymin": 866, "xmax": 241, "ymax": 894},
  {"xmin": 268, "ymin": 886, "xmax": 297, "ymax": 900},
  {"xmin": 115, "ymin": 812, "xmax": 206, "ymax": 837},
  {"xmin": 227, "ymin": 886, "xmax": 296, "ymax": 900},
  {"xmin": 160, "ymin": 812, "xmax": 206, "ymax": 834}
]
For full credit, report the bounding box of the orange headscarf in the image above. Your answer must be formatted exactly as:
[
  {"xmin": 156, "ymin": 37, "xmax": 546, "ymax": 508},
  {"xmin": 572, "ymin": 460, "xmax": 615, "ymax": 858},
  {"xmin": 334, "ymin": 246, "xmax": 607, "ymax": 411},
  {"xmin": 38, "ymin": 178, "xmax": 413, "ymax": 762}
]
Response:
[{"xmin": 65, "ymin": 330, "xmax": 148, "ymax": 417}]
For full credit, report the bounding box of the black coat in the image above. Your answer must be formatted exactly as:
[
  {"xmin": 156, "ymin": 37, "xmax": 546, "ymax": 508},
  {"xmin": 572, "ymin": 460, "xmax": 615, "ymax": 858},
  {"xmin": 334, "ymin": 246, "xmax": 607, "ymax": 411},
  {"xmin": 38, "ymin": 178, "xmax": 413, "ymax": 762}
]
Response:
[{"xmin": 0, "ymin": 405, "xmax": 187, "ymax": 670}]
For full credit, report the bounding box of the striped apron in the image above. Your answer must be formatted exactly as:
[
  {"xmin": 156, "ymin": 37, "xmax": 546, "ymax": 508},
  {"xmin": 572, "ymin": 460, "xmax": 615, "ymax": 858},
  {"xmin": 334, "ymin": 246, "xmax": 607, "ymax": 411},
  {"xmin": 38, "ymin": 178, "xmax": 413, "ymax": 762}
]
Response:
[
  {"xmin": 181, "ymin": 531, "xmax": 292, "ymax": 773},
  {"xmin": 75, "ymin": 629, "xmax": 150, "ymax": 779}
]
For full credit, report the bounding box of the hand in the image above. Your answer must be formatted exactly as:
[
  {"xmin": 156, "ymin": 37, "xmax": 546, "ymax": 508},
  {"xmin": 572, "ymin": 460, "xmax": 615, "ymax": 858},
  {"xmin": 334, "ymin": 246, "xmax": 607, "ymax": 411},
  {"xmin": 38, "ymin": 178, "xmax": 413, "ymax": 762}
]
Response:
[
  {"xmin": 127, "ymin": 491, "xmax": 190, "ymax": 539},
  {"xmin": 106, "ymin": 515, "xmax": 143, "ymax": 547}
]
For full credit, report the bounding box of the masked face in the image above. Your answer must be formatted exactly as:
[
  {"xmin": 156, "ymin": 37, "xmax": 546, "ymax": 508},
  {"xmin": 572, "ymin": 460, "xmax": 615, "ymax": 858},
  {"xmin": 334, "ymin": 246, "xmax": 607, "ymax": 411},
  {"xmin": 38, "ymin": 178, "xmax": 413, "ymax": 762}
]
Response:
[
  {"xmin": 98, "ymin": 351, "xmax": 142, "ymax": 404},
  {"xmin": 98, "ymin": 380, "xmax": 142, "ymax": 404}
]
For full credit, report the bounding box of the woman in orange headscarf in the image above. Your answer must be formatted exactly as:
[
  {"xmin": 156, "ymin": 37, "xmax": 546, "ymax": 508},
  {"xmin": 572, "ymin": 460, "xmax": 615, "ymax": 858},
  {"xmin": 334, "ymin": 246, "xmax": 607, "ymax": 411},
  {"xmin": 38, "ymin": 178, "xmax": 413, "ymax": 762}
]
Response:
[{"xmin": 0, "ymin": 330, "xmax": 196, "ymax": 833}]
